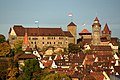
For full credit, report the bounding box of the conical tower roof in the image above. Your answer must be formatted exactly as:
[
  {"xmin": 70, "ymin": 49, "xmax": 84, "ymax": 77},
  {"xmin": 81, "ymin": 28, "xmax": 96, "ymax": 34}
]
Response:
[
  {"xmin": 92, "ymin": 17, "xmax": 101, "ymax": 27},
  {"xmin": 23, "ymin": 32, "xmax": 29, "ymax": 45},
  {"xmin": 102, "ymin": 23, "xmax": 111, "ymax": 34},
  {"xmin": 67, "ymin": 22, "xmax": 76, "ymax": 26}
]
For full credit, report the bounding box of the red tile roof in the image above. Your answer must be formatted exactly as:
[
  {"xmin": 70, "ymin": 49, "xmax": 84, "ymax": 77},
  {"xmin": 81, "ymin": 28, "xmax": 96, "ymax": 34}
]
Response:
[
  {"xmin": 79, "ymin": 29, "xmax": 91, "ymax": 35},
  {"xmin": 12, "ymin": 25, "xmax": 69, "ymax": 36},
  {"xmin": 41, "ymin": 60, "xmax": 53, "ymax": 67},
  {"xmin": 110, "ymin": 37, "xmax": 118, "ymax": 46},
  {"xmin": 25, "ymin": 46, "xmax": 32, "ymax": 52},
  {"xmin": 90, "ymin": 45, "xmax": 113, "ymax": 51},
  {"xmin": 102, "ymin": 23, "xmax": 111, "ymax": 34},
  {"xmin": 64, "ymin": 31, "xmax": 73, "ymax": 37},
  {"xmin": 67, "ymin": 22, "xmax": 76, "ymax": 26},
  {"xmin": 90, "ymin": 72, "xmax": 105, "ymax": 80},
  {"xmin": 18, "ymin": 54, "xmax": 37, "ymax": 59}
]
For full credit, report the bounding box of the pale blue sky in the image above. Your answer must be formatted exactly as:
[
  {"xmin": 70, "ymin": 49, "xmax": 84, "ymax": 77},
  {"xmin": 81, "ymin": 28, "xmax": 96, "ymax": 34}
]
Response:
[{"xmin": 0, "ymin": 0, "xmax": 120, "ymax": 38}]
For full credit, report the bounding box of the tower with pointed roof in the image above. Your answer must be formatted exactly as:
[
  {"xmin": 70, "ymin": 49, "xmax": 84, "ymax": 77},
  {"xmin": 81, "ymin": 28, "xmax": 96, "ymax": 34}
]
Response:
[
  {"xmin": 102, "ymin": 23, "xmax": 111, "ymax": 40},
  {"xmin": 67, "ymin": 22, "xmax": 77, "ymax": 44},
  {"xmin": 22, "ymin": 32, "xmax": 30, "ymax": 51},
  {"xmin": 92, "ymin": 17, "xmax": 101, "ymax": 45}
]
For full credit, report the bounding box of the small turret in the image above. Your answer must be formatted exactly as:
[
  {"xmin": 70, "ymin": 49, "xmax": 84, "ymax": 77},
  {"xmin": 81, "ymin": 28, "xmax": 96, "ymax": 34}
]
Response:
[
  {"xmin": 22, "ymin": 31, "xmax": 30, "ymax": 51},
  {"xmin": 102, "ymin": 23, "xmax": 111, "ymax": 40}
]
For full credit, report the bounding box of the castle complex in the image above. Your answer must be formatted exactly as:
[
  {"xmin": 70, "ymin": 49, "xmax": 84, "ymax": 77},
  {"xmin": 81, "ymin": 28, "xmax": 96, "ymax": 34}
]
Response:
[
  {"xmin": 8, "ymin": 17, "xmax": 118, "ymax": 52},
  {"xmin": 78, "ymin": 17, "xmax": 118, "ymax": 53},
  {"xmin": 8, "ymin": 22, "xmax": 77, "ymax": 50},
  {"xmin": 8, "ymin": 17, "xmax": 120, "ymax": 80}
]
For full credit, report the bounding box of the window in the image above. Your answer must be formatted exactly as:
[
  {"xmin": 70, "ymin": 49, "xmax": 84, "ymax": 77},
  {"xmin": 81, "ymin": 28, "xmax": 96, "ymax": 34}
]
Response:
[
  {"xmin": 54, "ymin": 42, "xmax": 55, "ymax": 44},
  {"xmin": 34, "ymin": 41, "xmax": 36, "ymax": 44},
  {"xmin": 58, "ymin": 42, "xmax": 62, "ymax": 44},
  {"xmin": 59, "ymin": 37, "xmax": 63, "ymax": 40},
  {"xmin": 31, "ymin": 42, "xmax": 33, "ymax": 44},
  {"xmin": 47, "ymin": 42, "xmax": 49, "ymax": 44},
  {"xmin": 32, "ymin": 38, "xmax": 38, "ymax": 40},
  {"xmin": 50, "ymin": 42, "xmax": 51, "ymax": 44},
  {"xmin": 43, "ymin": 37, "xmax": 44, "ymax": 39},
  {"xmin": 29, "ymin": 38, "xmax": 31, "ymax": 40},
  {"xmin": 42, "ymin": 42, "xmax": 44, "ymax": 44}
]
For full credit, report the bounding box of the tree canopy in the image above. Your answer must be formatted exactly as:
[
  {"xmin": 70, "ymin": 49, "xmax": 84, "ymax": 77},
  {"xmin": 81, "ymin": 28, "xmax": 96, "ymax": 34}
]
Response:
[
  {"xmin": 18, "ymin": 59, "xmax": 41, "ymax": 80},
  {"xmin": 68, "ymin": 43, "xmax": 81, "ymax": 53},
  {"xmin": 0, "ymin": 42, "xmax": 11, "ymax": 56},
  {"xmin": 0, "ymin": 34, "xmax": 6, "ymax": 43},
  {"xmin": 13, "ymin": 40, "xmax": 23, "ymax": 53},
  {"xmin": 43, "ymin": 73, "xmax": 71, "ymax": 80}
]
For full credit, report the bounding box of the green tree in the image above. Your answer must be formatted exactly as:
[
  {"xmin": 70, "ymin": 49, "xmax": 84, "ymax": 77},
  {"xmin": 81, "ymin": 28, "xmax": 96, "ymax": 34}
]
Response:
[
  {"xmin": 0, "ymin": 42, "xmax": 11, "ymax": 56},
  {"xmin": 68, "ymin": 43, "xmax": 81, "ymax": 53},
  {"xmin": 21, "ymin": 59, "xmax": 41, "ymax": 80},
  {"xmin": 43, "ymin": 73, "xmax": 71, "ymax": 80},
  {"xmin": 13, "ymin": 40, "xmax": 23, "ymax": 53},
  {"xmin": 0, "ymin": 34, "xmax": 6, "ymax": 43}
]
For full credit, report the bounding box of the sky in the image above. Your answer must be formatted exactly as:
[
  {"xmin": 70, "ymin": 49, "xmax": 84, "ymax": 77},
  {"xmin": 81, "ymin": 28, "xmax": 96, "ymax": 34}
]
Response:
[{"xmin": 0, "ymin": 0, "xmax": 120, "ymax": 38}]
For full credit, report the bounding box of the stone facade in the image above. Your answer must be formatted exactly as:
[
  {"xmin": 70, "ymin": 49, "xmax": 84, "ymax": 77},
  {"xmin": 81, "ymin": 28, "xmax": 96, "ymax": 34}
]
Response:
[{"xmin": 8, "ymin": 22, "xmax": 76, "ymax": 50}]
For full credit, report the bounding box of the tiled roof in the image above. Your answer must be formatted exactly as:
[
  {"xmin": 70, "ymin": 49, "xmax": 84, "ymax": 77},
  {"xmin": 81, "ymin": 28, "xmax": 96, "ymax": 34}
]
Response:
[
  {"xmin": 79, "ymin": 29, "xmax": 91, "ymax": 35},
  {"xmin": 18, "ymin": 54, "xmax": 37, "ymax": 59},
  {"xmin": 67, "ymin": 22, "xmax": 76, "ymax": 26},
  {"xmin": 90, "ymin": 72, "xmax": 105, "ymax": 80},
  {"xmin": 101, "ymin": 36, "xmax": 109, "ymax": 42},
  {"xmin": 90, "ymin": 45, "xmax": 113, "ymax": 51},
  {"xmin": 64, "ymin": 31, "xmax": 73, "ymax": 37},
  {"xmin": 110, "ymin": 37, "xmax": 118, "ymax": 46},
  {"xmin": 12, "ymin": 25, "xmax": 68, "ymax": 36},
  {"xmin": 114, "ymin": 66, "xmax": 120, "ymax": 74},
  {"xmin": 83, "ymin": 54, "xmax": 94, "ymax": 65},
  {"xmin": 25, "ymin": 46, "xmax": 32, "ymax": 52},
  {"xmin": 41, "ymin": 60, "xmax": 53, "ymax": 67},
  {"xmin": 102, "ymin": 23, "xmax": 111, "ymax": 34}
]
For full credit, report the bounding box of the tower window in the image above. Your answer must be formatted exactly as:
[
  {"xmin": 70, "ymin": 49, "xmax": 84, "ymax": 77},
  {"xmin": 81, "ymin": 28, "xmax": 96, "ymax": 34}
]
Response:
[
  {"xmin": 34, "ymin": 41, "xmax": 36, "ymax": 44},
  {"xmin": 42, "ymin": 42, "xmax": 44, "ymax": 44}
]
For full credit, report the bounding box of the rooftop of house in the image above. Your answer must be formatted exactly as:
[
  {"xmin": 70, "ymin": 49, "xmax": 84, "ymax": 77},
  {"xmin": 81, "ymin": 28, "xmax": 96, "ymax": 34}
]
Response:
[
  {"xmin": 18, "ymin": 54, "xmax": 37, "ymax": 59},
  {"xmin": 90, "ymin": 45, "xmax": 113, "ymax": 51}
]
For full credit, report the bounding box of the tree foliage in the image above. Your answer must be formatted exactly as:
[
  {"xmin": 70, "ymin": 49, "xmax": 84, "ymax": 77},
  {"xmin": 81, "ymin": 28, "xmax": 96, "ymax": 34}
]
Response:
[
  {"xmin": 43, "ymin": 73, "xmax": 71, "ymax": 80},
  {"xmin": 0, "ymin": 34, "xmax": 6, "ymax": 43},
  {"xmin": 21, "ymin": 59, "xmax": 41, "ymax": 80},
  {"xmin": 0, "ymin": 42, "xmax": 11, "ymax": 56},
  {"xmin": 68, "ymin": 43, "xmax": 81, "ymax": 53},
  {"xmin": 13, "ymin": 40, "xmax": 23, "ymax": 53}
]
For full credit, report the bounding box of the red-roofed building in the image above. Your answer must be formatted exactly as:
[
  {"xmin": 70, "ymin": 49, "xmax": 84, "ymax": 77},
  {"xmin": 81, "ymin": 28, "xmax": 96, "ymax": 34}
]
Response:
[
  {"xmin": 79, "ymin": 28, "xmax": 92, "ymax": 39},
  {"xmin": 9, "ymin": 22, "xmax": 76, "ymax": 49}
]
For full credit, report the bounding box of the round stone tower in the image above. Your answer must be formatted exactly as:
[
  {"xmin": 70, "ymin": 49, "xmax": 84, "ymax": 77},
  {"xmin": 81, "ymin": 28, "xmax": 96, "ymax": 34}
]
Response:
[
  {"xmin": 92, "ymin": 17, "xmax": 101, "ymax": 45},
  {"xmin": 67, "ymin": 22, "xmax": 77, "ymax": 44}
]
